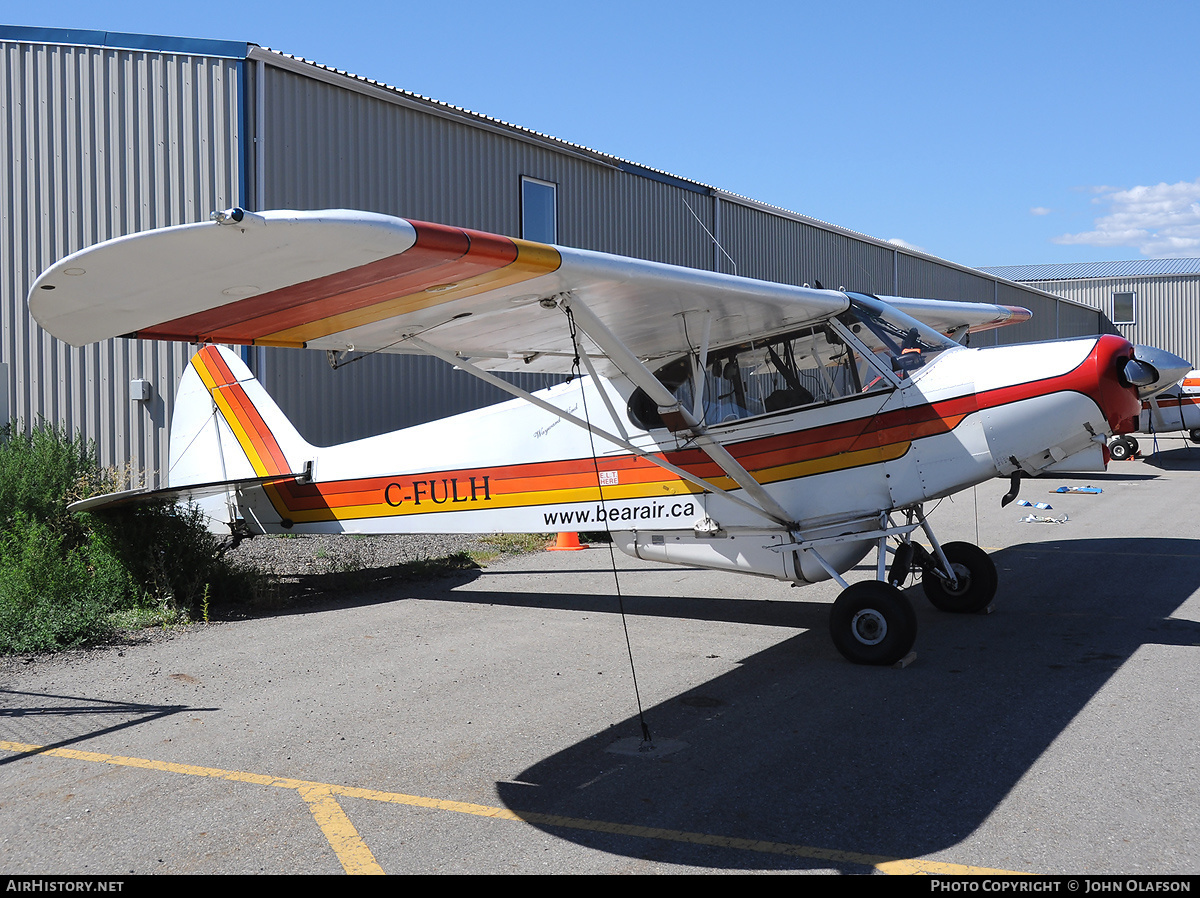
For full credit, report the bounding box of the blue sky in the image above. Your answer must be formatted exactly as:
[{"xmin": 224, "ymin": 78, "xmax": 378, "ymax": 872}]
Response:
[{"xmin": 10, "ymin": 0, "xmax": 1200, "ymax": 267}]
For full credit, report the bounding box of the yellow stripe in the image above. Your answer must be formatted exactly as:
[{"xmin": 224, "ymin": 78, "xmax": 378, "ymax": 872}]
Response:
[
  {"xmin": 756, "ymin": 441, "xmax": 911, "ymax": 485},
  {"xmin": 1, "ymin": 740, "xmax": 1026, "ymax": 875},
  {"xmin": 298, "ymin": 784, "xmax": 385, "ymax": 875},
  {"xmin": 191, "ymin": 355, "xmax": 274, "ymax": 478},
  {"xmin": 280, "ymin": 478, "xmax": 703, "ymax": 524},
  {"xmin": 261, "ymin": 241, "xmax": 562, "ymax": 345}
]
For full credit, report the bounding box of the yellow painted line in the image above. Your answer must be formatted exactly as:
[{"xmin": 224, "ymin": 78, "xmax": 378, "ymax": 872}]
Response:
[
  {"xmin": 298, "ymin": 784, "xmax": 385, "ymax": 875},
  {"xmin": 0, "ymin": 740, "xmax": 1025, "ymax": 875}
]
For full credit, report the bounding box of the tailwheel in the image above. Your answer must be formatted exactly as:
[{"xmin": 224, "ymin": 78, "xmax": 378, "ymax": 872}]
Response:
[
  {"xmin": 921, "ymin": 541, "xmax": 997, "ymax": 614},
  {"xmin": 829, "ymin": 581, "xmax": 917, "ymax": 666}
]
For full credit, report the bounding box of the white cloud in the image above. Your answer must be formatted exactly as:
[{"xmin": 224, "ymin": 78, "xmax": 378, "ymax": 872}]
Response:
[
  {"xmin": 886, "ymin": 237, "xmax": 927, "ymax": 253},
  {"xmin": 1053, "ymin": 178, "xmax": 1200, "ymax": 256},
  {"xmin": 1030, "ymin": 206, "xmax": 1052, "ymax": 216}
]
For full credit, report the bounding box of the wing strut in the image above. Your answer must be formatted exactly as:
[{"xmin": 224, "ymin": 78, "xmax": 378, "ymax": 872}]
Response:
[
  {"xmin": 555, "ymin": 294, "xmax": 795, "ymax": 527},
  {"xmin": 404, "ymin": 335, "xmax": 785, "ymax": 526}
]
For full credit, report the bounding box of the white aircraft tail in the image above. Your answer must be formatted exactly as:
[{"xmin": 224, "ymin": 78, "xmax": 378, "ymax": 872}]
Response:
[{"xmin": 168, "ymin": 344, "xmax": 314, "ymax": 530}]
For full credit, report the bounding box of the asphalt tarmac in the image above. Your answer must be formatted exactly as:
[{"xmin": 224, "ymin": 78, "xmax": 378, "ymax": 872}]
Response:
[{"xmin": 2, "ymin": 438, "xmax": 1199, "ymax": 875}]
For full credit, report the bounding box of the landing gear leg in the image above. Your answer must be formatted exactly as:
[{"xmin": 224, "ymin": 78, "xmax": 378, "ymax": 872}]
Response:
[
  {"xmin": 920, "ymin": 541, "xmax": 998, "ymax": 613},
  {"xmin": 890, "ymin": 507, "xmax": 998, "ymax": 614}
]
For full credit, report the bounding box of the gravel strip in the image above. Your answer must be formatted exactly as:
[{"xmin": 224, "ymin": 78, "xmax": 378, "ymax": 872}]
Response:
[{"xmin": 224, "ymin": 532, "xmax": 505, "ymax": 579}]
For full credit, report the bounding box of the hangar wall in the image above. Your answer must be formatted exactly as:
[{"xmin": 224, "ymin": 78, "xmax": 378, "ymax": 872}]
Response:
[
  {"xmin": 981, "ymin": 262, "xmax": 1200, "ymax": 371},
  {"xmin": 1, "ymin": 28, "xmax": 246, "ymax": 485},
  {"xmin": 2, "ymin": 26, "xmax": 1113, "ymax": 486}
]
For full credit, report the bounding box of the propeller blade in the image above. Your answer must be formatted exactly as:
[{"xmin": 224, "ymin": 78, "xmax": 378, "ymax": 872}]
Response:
[{"xmin": 1128, "ymin": 346, "xmax": 1192, "ymax": 399}]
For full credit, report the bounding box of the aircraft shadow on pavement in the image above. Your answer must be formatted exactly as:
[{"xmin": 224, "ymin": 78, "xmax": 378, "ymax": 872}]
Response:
[
  {"xmin": 1136, "ymin": 443, "xmax": 1200, "ymax": 471},
  {"xmin": 0, "ymin": 689, "xmax": 204, "ymax": 764},
  {"xmin": 465, "ymin": 536, "xmax": 1200, "ymax": 871}
]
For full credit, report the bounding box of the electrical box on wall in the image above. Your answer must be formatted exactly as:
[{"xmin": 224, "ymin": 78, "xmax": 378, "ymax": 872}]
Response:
[{"xmin": 130, "ymin": 379, "xmax": 151, "ymax": 402}]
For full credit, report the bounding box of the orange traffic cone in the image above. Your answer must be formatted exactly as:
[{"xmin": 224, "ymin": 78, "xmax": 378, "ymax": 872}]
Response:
[{"xmin": 547, "ymin": 532, "xmax": 587, "ymax": 551}]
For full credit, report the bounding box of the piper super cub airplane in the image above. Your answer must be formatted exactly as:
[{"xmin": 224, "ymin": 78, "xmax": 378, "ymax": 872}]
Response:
[
  {"xmin": 1108, "ymin": 370, "xmax": 1200, "ymax": 460},
  {"xmin": 29, "ymin": 208, "xmax": 1191, "ymax": 665}
]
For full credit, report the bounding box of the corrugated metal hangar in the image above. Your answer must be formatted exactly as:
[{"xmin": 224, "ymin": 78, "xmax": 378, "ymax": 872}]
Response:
[
  {"xmin": 2, "ymin": 25, "xmax": 1115, "ymax": 487},
  {"xmin": 981, "ymin": 260, "xmax": 1200, "ymax": 374}
]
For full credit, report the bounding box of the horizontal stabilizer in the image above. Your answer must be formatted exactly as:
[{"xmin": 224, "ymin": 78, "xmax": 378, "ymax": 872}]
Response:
[{"xmin": 69, "ymin": 472, "xmax": 309, "ymax": 514}]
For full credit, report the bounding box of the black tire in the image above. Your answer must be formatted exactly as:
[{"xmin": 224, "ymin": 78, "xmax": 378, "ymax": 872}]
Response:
[
  {"xmin": 1109, "ymin": 437, "xmax": 1131, "ymax": 461},
  {"xmin": 921, "ymin": 541, "xmax": 998, "ymax": 614},
  {"xmin": 1190, "ymin": 429, "xmax": 1200, "ymax": 445},
  {"xmin": 829, "ymin": 581, "xmax": 917, "ymax": 666},
  {"xmin": 1127, "ymin": 436, "xmax": 1140, "ymax": 454}
]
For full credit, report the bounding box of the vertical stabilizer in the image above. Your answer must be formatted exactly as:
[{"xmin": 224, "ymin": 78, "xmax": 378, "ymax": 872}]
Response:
[{"xmin": 168, "ymin": 345, "xmax": 313, "ymax": 530}]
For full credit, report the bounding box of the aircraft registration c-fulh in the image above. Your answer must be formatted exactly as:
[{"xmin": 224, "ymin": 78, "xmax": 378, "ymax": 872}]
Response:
[
  {"xmin": 1108, "ymin": 370, "xmax": 1200, "ymax": 460},
  {"xmin": 29, "ymin": 208, "xmax": 1191, "ymax": 666}
]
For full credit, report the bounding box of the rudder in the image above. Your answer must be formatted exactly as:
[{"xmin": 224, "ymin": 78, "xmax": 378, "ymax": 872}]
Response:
[{"xmin": 169, "ymin": 345, "xmax": 313, "ymax": 530}]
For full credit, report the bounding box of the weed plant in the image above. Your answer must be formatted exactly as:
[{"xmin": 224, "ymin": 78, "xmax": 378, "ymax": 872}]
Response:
[{"xmin": 0, "ymin": 421, "xmax": 259, "ymax": 653}]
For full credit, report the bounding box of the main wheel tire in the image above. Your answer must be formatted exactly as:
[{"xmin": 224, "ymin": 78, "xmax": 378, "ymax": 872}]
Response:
[
  {"xmin": 1109, "ymin": 437, "xmax": 1132, "ymax": 461},
  {"xmin": 1127, "ymin": 436, "xmax": 1140, "ymax": 454},
  {"xmin": 1190, "ymin": 429, "xmax": 1200, "ymax": 444},
  {"xmin": 829, "ymin": 581, "xmax": 917, "ymax": 666},
  {"xmin": 921, "ymin": 541, "xmax": 998, "ymax": 614}
]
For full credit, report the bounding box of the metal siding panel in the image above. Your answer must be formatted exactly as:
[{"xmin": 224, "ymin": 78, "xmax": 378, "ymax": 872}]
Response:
[
  {"xmin": 719, "ymin": 201, "xmax": 895, "ymax": 292},
  {"xmin": 1033, "ymin": 276, "xmax": 1198, "ymax": 367},
  {"xmin": 1, "ymin": 39, "xmax": 242, "ymax": 485},
  {"xmin": 255, "ymin": 65, "xmax": 570, "ymax": 442}
]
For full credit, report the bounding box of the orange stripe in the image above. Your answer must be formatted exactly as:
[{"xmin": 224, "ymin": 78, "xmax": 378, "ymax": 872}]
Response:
[
  {"xmin": 138, "ymin": 223, "xmax": 562, "ymax": 348},
  {"xmin": 190, "ymin": 337, "xmax": 966, "ymax": 523},
  {"xmin": 260, "ymin": 239, "xmax": 561, "ymax": 346}
]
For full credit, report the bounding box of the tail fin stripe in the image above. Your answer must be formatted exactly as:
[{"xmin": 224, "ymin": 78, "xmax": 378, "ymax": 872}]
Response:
[
  {"xmin": 191, "ymin": 346, "xmax": 291, "ymax": 478},
  {"xmin": 213, "ymin": 383, "xmax": 291, "ymax": 477}
]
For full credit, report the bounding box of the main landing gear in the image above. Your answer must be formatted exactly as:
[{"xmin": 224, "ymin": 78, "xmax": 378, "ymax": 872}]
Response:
[
  {"xmin": 828, "ymin": 581, "xmax": 917, "ymax": 666},
  {"xmin": 798, "ymin": 507, "xmax": 998, "ymax": 665},
  {"xmin": 1108, "ymin": 435, "xmax": 1138, "ymax": 460}
]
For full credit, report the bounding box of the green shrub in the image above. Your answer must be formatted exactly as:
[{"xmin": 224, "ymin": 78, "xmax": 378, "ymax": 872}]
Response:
[
  {"xmin": 0, "ymin": 422, "xmax": 95, "ymax": 548},
  {"xmin": 0, "ymin": 515, "xmax": 114, "ymax": 651},
  {"xmin": 0, "ymin": 420, "xmax": 260, "ymax": 653}
]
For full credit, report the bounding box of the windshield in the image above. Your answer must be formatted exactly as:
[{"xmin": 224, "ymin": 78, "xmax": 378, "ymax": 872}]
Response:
[{"xmin": 839, "ymin": 293, "xmax": 957, "ymax": 376}]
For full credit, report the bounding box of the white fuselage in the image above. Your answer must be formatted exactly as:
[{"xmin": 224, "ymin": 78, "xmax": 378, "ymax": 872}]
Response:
[
  {"xmin": 1136, "ymin": 371, "xmax": 1200, "ymax": 436},
  {"xmin": 172, "ymin": 331, "xmax": 1138, "ymax": 586}
]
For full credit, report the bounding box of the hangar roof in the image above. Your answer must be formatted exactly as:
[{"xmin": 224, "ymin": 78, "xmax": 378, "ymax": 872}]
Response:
[{"xmin": 980, "ymin": 259, "xmax": 1200, "ymax": 282}]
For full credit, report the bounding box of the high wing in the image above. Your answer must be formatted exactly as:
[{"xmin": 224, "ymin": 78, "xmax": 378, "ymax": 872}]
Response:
[
  {"xmin": 882, "ymin": 296, "xmax": 1031, "ymax": 340},
  {"xmin": 29, "ymin": 208, "xmax": 1028, "ymax": 374}
]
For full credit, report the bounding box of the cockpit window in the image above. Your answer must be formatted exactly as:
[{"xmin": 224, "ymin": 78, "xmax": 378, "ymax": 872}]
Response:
[
  {"xmin": 628, "ymin": 321, "xmax": 890, "ymax": 430},
  {"xmin": 839, "ymin": 293, "xmax": 956, "ymax": 376},
  {"xmin": 626, "ymin": 294, "xmax": 959, "ymax": 432}
]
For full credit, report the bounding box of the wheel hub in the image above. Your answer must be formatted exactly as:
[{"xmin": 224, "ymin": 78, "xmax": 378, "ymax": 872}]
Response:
[
  {"xmin": 939, "ymin": 563, "xmax": 970, "ymax": 596},
  {"xmin": 851, "ymin": 608, "xmax": 887, "ymax": 645}
]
